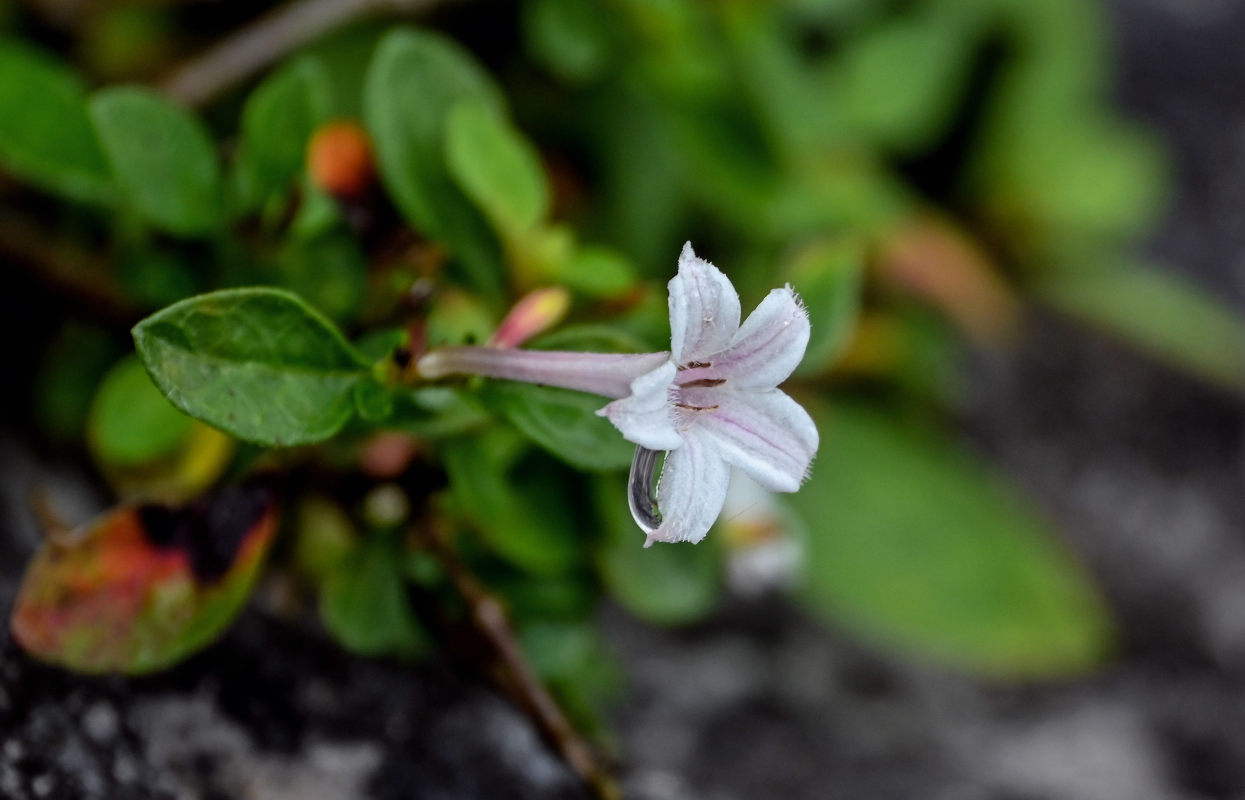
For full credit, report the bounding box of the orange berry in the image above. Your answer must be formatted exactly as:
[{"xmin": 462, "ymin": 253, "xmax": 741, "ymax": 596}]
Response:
[{"xmin": 307, "ymin": 120, "xmax": 374, "ymax": 198}]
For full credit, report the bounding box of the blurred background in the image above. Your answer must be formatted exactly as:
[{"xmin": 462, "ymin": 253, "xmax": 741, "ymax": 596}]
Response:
[{"xmin": 0, "ymin": 0, "xmax": 1243, "ymax": 798}]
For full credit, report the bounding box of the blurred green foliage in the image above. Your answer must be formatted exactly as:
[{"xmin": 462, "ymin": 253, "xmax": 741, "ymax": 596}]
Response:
[{"xmin": 3, "ymin": 0, "xmax": 1243, "ymax": 732}]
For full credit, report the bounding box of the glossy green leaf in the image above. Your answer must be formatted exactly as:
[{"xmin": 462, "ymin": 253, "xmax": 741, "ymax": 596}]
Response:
[
  {"xmin": 321, "ymin": 536, "xmax": 427, "ymax": 657},
  {"xmin": 239, "ymin": 57, "xmax": 332, "ymax": 205},
  {"xmin": 0, "ymin": 39, "xmax": 113, "ymax": 203},
  {"xmin": 787, "ymin": 239, "xmax": 864, "ymax": 375},
  {"xmin": 132, "ymin": 288, "xmax": 368, "ymax": 446},
  {"xmin": 442, "ymin": 429, "xmax": 581, "ymax": 575},
  {"xmin": 446, "ymin": 100, "xmax": 550, "ymax": 235},
  {"xmin": 483, "ymin": 382, "xmax": 635, "ymax": 471},
  {"xmin": 791, "ymin": 402, "xmax": 1113, "ymax": 677},
  {"xmin": 11, "ymin": 485, "xmax": 277, "ymax": 674},
  {"xmin": 1038, "ymin": 262, "xmax": 1245, "ymax": 395},
  {"xmin": 363, "ymin": 28, "xmax": 504, "ymax": 295},
  {"xmin": 593, "ymin": 475, "xmax": 721, "ymax": 625},
  {"xmin": 89, "ymin": 355, "xmax": 194, "ymax": 467},
  {"xmin": 89, "ymin": 87, "xmax": 222, "ymax": 235}
]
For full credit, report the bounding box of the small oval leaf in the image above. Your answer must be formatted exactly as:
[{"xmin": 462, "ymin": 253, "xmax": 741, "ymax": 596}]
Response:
[
  {"xmin": 11, "ymin": 484, "xmax": 277, "ymax": 674},
  {"xmin": 791, "ymin": 402, "xmax": 1114, "ymax": 677},
  {"xmin": 445, "ymin": 101, "xmax": 550, "ymax": 235},
  {"xmin": 132, "ymin": 288, "xmax": 368, "ymax": 447},
  {"xmin": 89, "ymin": 86, "xmax": 223, "ymax": 236},
  {"xmin": 363, "ymin": 28, "xmax": 505, "ymax": 296},
  {"xmin": 0, "ymin": 39, "xmax": 114, "ymax": 203}
]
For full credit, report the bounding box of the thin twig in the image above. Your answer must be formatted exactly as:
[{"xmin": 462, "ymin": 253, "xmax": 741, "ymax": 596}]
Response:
[
  {"xmin": 0, "ymin": 212, "xmax": 136, "ymax": 326},
  {"xmin": 415, "ymin": 523, "xmax": 621, "ymax": 800},
  {"xmin": 157, "ymin": 0, "xmax": 446, "ymax": 109}
]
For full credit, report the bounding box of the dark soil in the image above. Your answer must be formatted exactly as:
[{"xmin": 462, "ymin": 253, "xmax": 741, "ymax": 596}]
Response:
[{"xmin": 2, "ymin": 1, "xmax": 1244, "ymax": 799}]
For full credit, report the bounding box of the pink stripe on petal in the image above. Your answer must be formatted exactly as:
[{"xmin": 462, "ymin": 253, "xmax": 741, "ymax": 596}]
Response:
[
  {"xmin": 713, "ymin": 288, "xmax": 809, "ymax": 389},
  {"xmin": 696, "ymin": 389, "xmax": 818, "ymax": 493}
]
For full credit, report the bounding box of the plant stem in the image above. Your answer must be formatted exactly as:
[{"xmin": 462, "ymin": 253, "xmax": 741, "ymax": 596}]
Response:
[
  {"xmin": 414, "ymin": 523, "xmax": 620, "ymax": 800},
  {"xmin": 157, "ymin": 0, "xmax": 448, "ymax": 108}
]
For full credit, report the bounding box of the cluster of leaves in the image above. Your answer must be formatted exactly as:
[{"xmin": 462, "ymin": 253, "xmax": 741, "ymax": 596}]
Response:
[{"xmin": 3, "ymin": 0, "xmax": 1243, "ymax": 725}]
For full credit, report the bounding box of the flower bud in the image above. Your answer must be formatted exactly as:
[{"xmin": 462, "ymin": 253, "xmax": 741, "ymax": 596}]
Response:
[{"xmin": 489, "ymin": 286, "xmax": 572, "ymax": 348}]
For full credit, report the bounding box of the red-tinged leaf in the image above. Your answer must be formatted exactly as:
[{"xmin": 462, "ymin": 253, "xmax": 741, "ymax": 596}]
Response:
[{"xmin": 11, "ymin": 484, "xmax": 277, "ymax": 674}]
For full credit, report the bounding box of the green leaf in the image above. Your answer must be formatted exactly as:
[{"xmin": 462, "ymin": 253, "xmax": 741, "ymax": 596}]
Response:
[
  {"xmin": 446, "ymin": 100, "xmax": 550, "ymax": 235},
  {"xmin": 593, "ymin": 475, "xmax": 720, "ymax": 625},
  {"xmin": 353, "ymin": 379, "xmax": 395, "ymax": 422},
  {"xmin": 363, "ymin": 28, "xmax": 505, "ymax": 296},
  {"xmin": 517, "ymin": 618, "xmax": 619, "ymax": 732},
  {"xmin": 387, "ymin": 387, "xmax": 491, "ymax": 439},
  {"xmin": 442, "ymin": 429, "xmax": 581, "ymax": 575},
  {"xmin": 1037, "ymin": 262, "xmax": 1245, "ymax": 395},
  {"xmin": 117, "ymin": 249, "xmax": 203, "ymax": 309},
  {"xmin": 720, "ymin": 4, "xmax": 840, "ymax": 160},
  {"xmin": 791, "ymin": 402, "xmax": 1113, "ymax": 677},
  {"xmin": 483, "ymin": 382, "xmax": 635, "ymax": 471},
  {"xmin": 788, "ymin": 238, "xmax": 864, "ymax": 375},
  {"xmin": 0, "ymin": 39, "xmax": 113, "ymax": 203},
  {"xmin": 11, "ymin": 485, "xmax": 277, "ymax": 674},
  {"xmin": 521, "ymin": 0, "xmax": 614, "ymax": 83},
  {"xmin": 132, "ymin": 288, "xmax": 368, "ymax": 446},
  {"xmin": 89, "ymin": 355, "xmax": 194, "ymax": 467},
  {"xmin": 294, "ymin": 495, "xmax": 357, "ymax": 584},
  {"xmin": 320, "ymin": 536, "xmax": 428, "ymax": 657},
  {"xmin": 353, "ymin": 327, "xmax": 407, "ymax": 363},
  {"xmin": 273, "ymin": 231, "xmax": 369, "ymax": 323},
  {"xmin": 238, "ymin": 57, "xmax": 332, "ymax": 205},
  {"xmin": 34, "ymin": 324, "xmax": 120, "ymax": 442},
  {"xmin": 554, "ymin": 245, "xmax": 637, "ymax": 298},
  {"xmin": 89, "ymin": 87, "xmax": 222, "ymax": 236},
  {"xmin": 528, "ymin": 323, "xmax": 648, "ymax": 355},
  {"xmin": 835, "ymin": 11, "xmax": 977, "ymax": 152},
  {"xmin": 1024, "ymin": 121, "xmax": 1165, "ymax": 239},
  {"xmin": 425, "ymin": 288, "xmax": 496, "ymax": 347}
]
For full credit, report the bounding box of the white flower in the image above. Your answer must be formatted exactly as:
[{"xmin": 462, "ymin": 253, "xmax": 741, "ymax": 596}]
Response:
[
  {"xmin": 416, "ymin": 242, "xmax": 818, "ymax": 546},
  {"xmin": 598, "ymin": 243, "xmax": 818, "ymax": 545}
]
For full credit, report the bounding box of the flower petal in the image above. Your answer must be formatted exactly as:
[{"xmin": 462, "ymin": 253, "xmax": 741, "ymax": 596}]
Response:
[
  {"xmin": 714, "ymin": 287, "xmax": 809, "ymax": 389},
  {"xmin": 668, "ymin": 243, "xmax": 742, "ymax": 364},
  {"xmin": 696, "ymin": 389, "xmax": 818, "ymax": 492},
  {"xmin": 650, "ymin": 430, "xmax": 731, "ymax": 545},
  {"xmin": 597, "ymin": 362, "xmax": 683, "ymax": 450}
]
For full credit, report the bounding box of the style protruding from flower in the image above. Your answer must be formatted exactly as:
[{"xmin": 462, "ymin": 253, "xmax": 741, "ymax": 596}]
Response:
[{"xmin": 416, "ymin": 243, "xmax": 819, "ymax": 546}]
